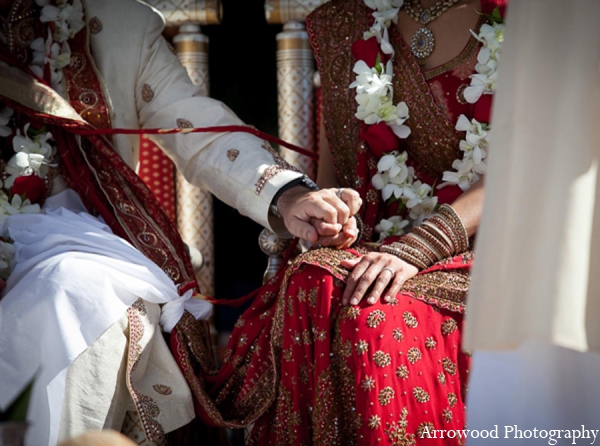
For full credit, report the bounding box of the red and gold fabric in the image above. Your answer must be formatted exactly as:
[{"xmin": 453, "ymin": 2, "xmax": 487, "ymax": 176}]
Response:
[{"xmin": 171, "ymin": 0, "xmax": 503, "ymax": 444}]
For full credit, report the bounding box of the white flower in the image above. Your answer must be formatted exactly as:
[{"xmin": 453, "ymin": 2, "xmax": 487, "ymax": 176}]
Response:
[
  {"xmin": 0, "ymin": 195, "xmax": 41, "ymax": 224},
  {"xmin": 375, "ymin": 215, "xmax": 409, "ymax": 240},
  {"xmin": 0, "ymin": 106, "xmax": 13, "ymax": 138},
  {"xmin": 30, "ymin": 35, "xmax": 71, "ymax": 91},
  {"xmin": 5, "ymin": 124, "xmax": 56, "ymax": 186},
  {"xmin": 409, "ymin": 195, "xmax": 438, "ymax": 225},
  {"xmin": 439, "ymin": 159, "xmax": 480, "ymax": 191},
  {"xmin": 40, "ymin": 0, "xmax": 84, "ymax": 42},
  {"xmin": 405, "ymin": 181, "xmax": 432, "ymax": 209}
]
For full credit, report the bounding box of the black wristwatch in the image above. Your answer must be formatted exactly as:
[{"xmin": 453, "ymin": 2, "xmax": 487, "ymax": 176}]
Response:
[{"xmin": 269, "ymin": 175, "xmax": 319, "ymax": 218}]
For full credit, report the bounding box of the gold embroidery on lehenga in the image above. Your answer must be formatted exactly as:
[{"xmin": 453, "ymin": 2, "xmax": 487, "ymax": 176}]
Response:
[
  {"xmin": 368, "ymin": 414, "xmax": 382, "ymax": 430},
  {"xmin": 356, "ymin": 340, "xmax": 369, "ymax": 354},
  {"xmin": 379, "ymin": 386, "xmax": 395, "ymax": 406},
  {"xmin": 438, "ymin": 372, "xmax": 447, "ymax": 385},
  {"xmin": 425, "ymin": 337, "xmax": 437, "ymax": 349},
  {"xmin": 442, "ymin": 357, "xmax": 457, "ymax": 376},
  {"xmin": 374, "ymin": 350, "xmax": 392, "ymax": 367},
  {"xmin": 442, "ymin": 408, "xmax": 453, "ymax": 423},
  {"xmin": 401, "ymin": 268, "xmax": 471, "ymax": 313},
  {"xmin": 367, "ymin": 309, "xmax": 386, "ymax": 328},
  {"xmin": 412, "ymin": 387, "xmax": 430, "ymax": 404},
  {"xmin": 407, "ymin": 347, "xmax": 422, "ymax": 364},
  {"xmin": 361, "ymin": 376, "xmax": 376, "ymax": 391},
  {"xmin": 417, "ymin": 422, "xmax": 435, "ymax": 438},
  {"xmin": 403, "ymin": 311, "xmax": 418, "ymax": 329},
  {"xmin": 393, "ymin": 328, "xmax": 404, "ymax": 342},
  {"xmin": 448, "ymin": 392, "xmax": 458, "ymax": 408},
  {"xmin": 396, "ymin": 365, "xmax": 409, "ymax": 380},
  {"xmin": 441, "ymin": 318, "xmax": 458, "ymax": 336},
  {"xmin": 384, "ymin": 408, "xmax": 416, "ymax": 446}
]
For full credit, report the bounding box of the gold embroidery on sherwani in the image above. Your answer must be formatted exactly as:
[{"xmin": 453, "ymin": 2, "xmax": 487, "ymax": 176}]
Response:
[
  {"xmin": 141, "ymin": 84, "xmax": 155, "ymax": 102},
  {"xmin": 152, "ymin": 384, "xmax": 173, "ymax": 396},
  {"xmin": 126, "ymin": 299, "xmax": 165, "ymax": 441},
  {"xmin": 226, "ymin": 149, "xmax": 239, "ymax": 161},
  {"xmin": 89, "ymin": 16, "xmax": 102, "ymax": 34},
  {"xmin": 176, "ymin": 118, "xmax": 193, "ymax": 129}
]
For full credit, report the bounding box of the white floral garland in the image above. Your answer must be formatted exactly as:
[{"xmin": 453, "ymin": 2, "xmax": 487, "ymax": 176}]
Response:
[
  {"xmin": 354, "ymin": 0, "xmax": 503, "ymax": 240},
  {"xmin": 0, "ymin": 0, "xmax": 83, "ymax": 279}
]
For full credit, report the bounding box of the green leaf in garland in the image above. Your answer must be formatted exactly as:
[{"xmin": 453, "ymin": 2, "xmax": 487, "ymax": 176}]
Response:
[
  {"xmin": 478, "ymin": 7, "xmax": 503, "ymax": 25},
  {"xmin": 375, "ymin": 53, "xmax": 383, "ymax": 74}
]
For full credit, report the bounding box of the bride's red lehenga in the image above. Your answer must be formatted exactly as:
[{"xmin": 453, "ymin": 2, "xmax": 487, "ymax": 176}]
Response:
[{"xmin": 171, "ymin": 0, "xmax": 505, "ymax": 444}]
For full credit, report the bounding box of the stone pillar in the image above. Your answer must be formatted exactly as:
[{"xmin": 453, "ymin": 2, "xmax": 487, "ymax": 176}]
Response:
[
  {"xmin": 172, "ymin": 24, "xmax": 215, "ymax": 295},
  {"xmin": 275, "ymin": 21, "xmax": 316, "ymax": 178}
]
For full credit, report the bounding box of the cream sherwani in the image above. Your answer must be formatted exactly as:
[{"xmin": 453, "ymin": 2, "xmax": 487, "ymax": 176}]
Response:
[
  {"xmin": 0, "ymin": 1, "xmax": 302, "ymax": 445},
  {"xmin": 464, "ymin": 0, "xmax": 600, "ymax": 441}
]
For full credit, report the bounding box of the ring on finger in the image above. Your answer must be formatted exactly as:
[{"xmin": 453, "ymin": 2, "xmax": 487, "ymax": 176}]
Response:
[
  {"xmin": 381, "ymin": 267, "xmax": 395, "ymax": 277},
  {"xmin": 336, "ymin": 188, "xmax": 344, "ymax": 199}
]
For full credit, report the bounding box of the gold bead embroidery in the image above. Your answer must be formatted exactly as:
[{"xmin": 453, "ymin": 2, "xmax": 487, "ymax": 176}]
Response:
[
  {"xmin": 379, "ymin": 386, "xmax": 395, "ymax": 406},
  {"xmin": 396, "ymin": 365, "xmax": 409, "ymax": 380},
  {"xmin": 438, "ymin": 372, "xmax": 447, "ymax": 385},
  {"xmin": 425, "ymin": 337, "xmax": 437, "ymax": 349},
  {"xmin": 374, "ymin": 350, "xmax": 392, "ymax": 367},
  {"xmin": 393, "ymin": 328, "xmax": 404, "ymax": 341},
  {"xmin": 176, "ymin": 118, "xmax": 193, "ymax": 129},
  {"xmin": 441, "ymin": 318, "xmax": 458, "ymax": 336},
  {"xmin": 407, "ymin": 347, "xmax": 422, "ymax": 364},
  {"xmin": 226, "ymin": 149, "xmax": 239, "ymax": 161},
  {"xmin": 356, "ymin": 340, "xmax": 369, "ymax": 354},
  {"xmin": 417, "ymin": 422, "xmax": 435, "ymax": 438},
  {"xmin": 367, "ymin": 309, "xmax": 386, "ymax": 328},
  {"xmin": 141, "ymin": 84, "xmax": 154, "ymax": 103},
  {"xmin": 368, "ymin": 414, "xmax": 382, "ymax": 430},
  {"xmin": 403, "ymin": 311, "xmax": 418, "ymax": 328},
  {"xmin": 448, "ymin": 392, "xmax": 458, "ymax": 408},
  {"xmin": 152, "ymin": 384, "xmax": 172, "ymax": 396},
  {"xmin": 442, "ymin": 358, "xmax": 457, "ymax": 375},
  {"xmin": 442, "ymin": 408, "xmax": 453, "ymax": 423},
  {"xmin": 361, "ymin": 376, "xmax": 376, "ymax": 391},
  {"xmin": 413, "ymin": 387, "xmax": 430, "ymax": 403},
  {"xmin": 89, "ymin": 16, "xmax": 102, "ymax": 34}
]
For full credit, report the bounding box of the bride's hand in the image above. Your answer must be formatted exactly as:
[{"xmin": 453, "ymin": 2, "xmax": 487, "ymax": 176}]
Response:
[{"xmin": 340, "ymin": 253, "xmax": 419, "ymax": 306}]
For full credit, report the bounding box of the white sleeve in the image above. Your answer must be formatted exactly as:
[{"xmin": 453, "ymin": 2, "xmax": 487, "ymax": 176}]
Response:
[{"xmin": 133, "ymin": 10, "xmax": 303, "ymax": 232}]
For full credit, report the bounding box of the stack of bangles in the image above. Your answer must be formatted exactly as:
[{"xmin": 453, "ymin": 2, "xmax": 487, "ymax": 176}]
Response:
[{"xmin": 380, "ymin": 204, "xmax": 469, "ymax": 270}]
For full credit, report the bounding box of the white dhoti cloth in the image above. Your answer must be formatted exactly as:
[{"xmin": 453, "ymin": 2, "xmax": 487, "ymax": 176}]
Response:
[{"xmin": 0, "ymin": 189, "xmax": 211, "ymax": 446}]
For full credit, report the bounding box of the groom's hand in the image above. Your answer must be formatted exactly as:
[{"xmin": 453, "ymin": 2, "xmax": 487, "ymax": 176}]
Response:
[{"xmin": 276, "ymin": 186, "xmax": 362, "ymax": 243}]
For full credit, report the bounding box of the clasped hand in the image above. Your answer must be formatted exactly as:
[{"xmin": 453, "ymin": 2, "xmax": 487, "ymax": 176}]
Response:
[{"xmin": 276, "ymin": 186, "xmax": 419, "ymax": 306}]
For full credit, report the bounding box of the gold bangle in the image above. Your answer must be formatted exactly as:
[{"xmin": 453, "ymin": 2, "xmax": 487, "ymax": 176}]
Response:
[
  {"xmin": 438, "ymin": 204, "xmax": 469, "ymax": 252},
  {"xmin": 401, "ymin": 233, "xmax": 442, "ymax": 263}
]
